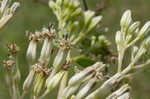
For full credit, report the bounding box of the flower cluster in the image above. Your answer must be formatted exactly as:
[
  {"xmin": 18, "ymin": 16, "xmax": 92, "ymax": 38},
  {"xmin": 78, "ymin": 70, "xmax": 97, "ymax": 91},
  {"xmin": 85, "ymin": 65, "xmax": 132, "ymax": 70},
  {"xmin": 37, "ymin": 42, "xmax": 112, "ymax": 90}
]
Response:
[
  {"xmin": 0, "ymin": 0, "xmax": 20, "ymax": 30},
  {"xmin": 2, "ymin": 0, "xmax": 150, "ymax": 99}
]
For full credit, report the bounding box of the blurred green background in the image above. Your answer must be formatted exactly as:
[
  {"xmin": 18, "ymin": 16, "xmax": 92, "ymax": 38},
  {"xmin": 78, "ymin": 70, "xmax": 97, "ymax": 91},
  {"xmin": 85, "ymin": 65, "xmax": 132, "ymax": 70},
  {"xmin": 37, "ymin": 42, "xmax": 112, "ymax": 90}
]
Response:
[{"xmin": 0, "ymin": 0, "xmax": 150, "ymax": 99}]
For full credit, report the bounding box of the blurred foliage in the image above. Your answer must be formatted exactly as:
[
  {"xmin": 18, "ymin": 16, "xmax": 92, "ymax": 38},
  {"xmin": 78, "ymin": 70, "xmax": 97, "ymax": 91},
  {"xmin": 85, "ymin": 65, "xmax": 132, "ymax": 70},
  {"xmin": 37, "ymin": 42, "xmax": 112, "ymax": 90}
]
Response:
[{"xmin": 0, "ymin": 0, "xmax": 150, "ymax": 99}]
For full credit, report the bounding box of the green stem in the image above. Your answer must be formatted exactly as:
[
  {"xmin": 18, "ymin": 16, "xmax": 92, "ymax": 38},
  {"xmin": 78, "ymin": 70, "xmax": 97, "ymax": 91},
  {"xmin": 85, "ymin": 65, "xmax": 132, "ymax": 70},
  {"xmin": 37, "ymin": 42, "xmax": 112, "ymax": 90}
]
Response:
[
  {"xmin": 72, "ymin": 33, "xmax": 84, "ymax": 45},
  {"xmin": 21, "ymin": 91, "xmax": 26, "ymax": 99},
  {"xmin": 118, "ymin": 49, "xmax": 125, "ymax": 73},
  {"xmin": 127, "ymin": 37, "xmax": 140, "ymax": 48}
]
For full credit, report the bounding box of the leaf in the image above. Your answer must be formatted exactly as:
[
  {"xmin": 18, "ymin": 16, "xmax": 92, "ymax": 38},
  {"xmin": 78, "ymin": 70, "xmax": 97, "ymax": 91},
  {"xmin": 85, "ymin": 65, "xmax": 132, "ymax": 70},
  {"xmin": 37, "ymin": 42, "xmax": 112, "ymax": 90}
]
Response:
[{"xmin": 73, "ymin": 55, "xmax": 95, "ymax": 67}]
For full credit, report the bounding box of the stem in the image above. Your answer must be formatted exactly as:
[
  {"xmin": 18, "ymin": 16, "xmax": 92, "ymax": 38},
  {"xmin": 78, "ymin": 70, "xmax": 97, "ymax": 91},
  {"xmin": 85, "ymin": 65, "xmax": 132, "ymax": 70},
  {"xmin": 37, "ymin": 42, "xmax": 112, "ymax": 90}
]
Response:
[
  {"xmin": 127, "ymin": 37, "xmax": 140, "ymax": 48},
  {"xmin": 118, "ymin": 49, "xmax": 125, "ymax": 73},
  {"xmin": 21, "ymin": 91, "xmax": 26, "ymax": 99},
  {"xmin": 82, "ymin": 0, "xmax": 88, "ymax": 11},
  {"xmin": 5, "ymin": 72, "xmax": 13, "ymax": 95},
  {"xmin": 57, "ymin": 71, "xmax": 68, "ymax": 99},
  {"xmin": 72, "ymin": 33, "xmax": 84, "ymax": 45}
]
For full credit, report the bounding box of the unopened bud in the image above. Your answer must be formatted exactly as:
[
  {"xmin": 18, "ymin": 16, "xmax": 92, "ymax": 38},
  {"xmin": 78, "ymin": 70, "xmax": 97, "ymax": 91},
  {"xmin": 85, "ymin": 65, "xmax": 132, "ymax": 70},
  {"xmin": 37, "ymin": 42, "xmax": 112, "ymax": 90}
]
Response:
[
  {"xmin": 128, "ymin": 21, "xmax": 140, "ymax": 34},
  {"xmin": 56, "ymin": 0, "xmax": 63, "ymax": 7},
  {"xmin": 115, "ymin": 31, "xmax": 123, "ymax": 45},
  {"xmin": 72, "ymin": 0, "xmax": 80, "ymax": 9},
  {"xmin": 84, "ymin": 10, "xmax": 95, "ymax": 26},
  {"xmin": 142, "ymin": 36, "xmax": 150, "ymax": 49},
  {"xmin": 87, "ymin": 16, "xmax": 103, "ymax": 32},
  {"xmin": 71, "ymin": 8, "xmax": 82, "ymax": 18},
  {"xmin": 138, "ymin": 21, "xmax": 150, "ymax": 38},
  {"xmin": 120, "ymin": 10, "xmax": 132, "ymax": 31},
  {"xmin": 49, "ymin": 1, "xmax": 58, "ymax": 12},
  {"xmin": 63, "ymin": 0, "xmax": 69, "ymax": 8}
]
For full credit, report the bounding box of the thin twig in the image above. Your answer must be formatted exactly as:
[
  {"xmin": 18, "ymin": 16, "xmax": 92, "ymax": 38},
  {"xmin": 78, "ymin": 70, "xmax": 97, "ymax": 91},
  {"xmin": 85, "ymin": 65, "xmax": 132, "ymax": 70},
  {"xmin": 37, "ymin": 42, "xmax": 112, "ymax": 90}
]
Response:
[{"xmin": 82, "ymin": 0, "xmax": 88, "ymax": 11}]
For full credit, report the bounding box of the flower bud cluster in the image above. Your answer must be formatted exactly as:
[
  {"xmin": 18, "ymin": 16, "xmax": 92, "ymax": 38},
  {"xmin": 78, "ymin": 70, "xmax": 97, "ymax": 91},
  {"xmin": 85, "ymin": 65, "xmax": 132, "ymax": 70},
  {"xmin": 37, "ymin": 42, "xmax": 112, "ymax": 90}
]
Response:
[
  {"xmin": 116, "ymin": 10, "xmax": 150, "ymax": 50},
  {"xmin": 116, "ymin": 10, "xmax": 150, "ymax": 72},
  {"xmin": 60, "ymin": 62, "xmax": 106, "ymax": 99},
  {"xmin": 26, "ymin": 31, "xmax": 42, "ymax": 65},
  {"xmin": 49, "ymin": 0, "xmax": 102, "ymax": 45},
  {"xmin": 49, "ymin": 0, "xmax": 81, "ymax": 37},
  {"xmin": 26, "ymin": 25, "xmax": 57, "ymax": 66},
  {"xmin": 39, "ymin": 26, "xmax": 56, "ymax": 64},
  {"xmin": 0, "ymin": 0, "xmax": 20, "ymax": 30},
  {"xmin": 3, "ymin": 43, "xmax": 21, "ymax": 99},
  {"xmin": 23, "ymin": 62, "xmax": 50, "ymax": 97}
]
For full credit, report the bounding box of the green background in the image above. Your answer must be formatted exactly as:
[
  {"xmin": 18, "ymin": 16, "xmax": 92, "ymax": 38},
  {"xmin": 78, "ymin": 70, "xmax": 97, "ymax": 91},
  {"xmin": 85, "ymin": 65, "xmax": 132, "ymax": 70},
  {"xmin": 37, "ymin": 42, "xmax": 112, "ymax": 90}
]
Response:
[{"xmin": 0, "ymin": 0, "xmax": 150, "ymax": 99}]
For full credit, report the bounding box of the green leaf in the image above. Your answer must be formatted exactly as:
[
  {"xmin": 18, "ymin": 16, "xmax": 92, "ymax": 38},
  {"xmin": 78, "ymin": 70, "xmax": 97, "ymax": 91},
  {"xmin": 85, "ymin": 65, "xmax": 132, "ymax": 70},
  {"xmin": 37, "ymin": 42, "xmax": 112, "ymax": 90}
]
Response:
[{"xmin": 73, "ymin": 55, "xmax": 95, "ymax": 67}]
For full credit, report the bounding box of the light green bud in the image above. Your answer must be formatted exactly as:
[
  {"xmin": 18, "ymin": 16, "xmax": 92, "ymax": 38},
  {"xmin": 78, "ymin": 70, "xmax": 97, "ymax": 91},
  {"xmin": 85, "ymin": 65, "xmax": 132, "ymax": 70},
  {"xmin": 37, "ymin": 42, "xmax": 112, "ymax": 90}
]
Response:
[
  {"xmin": 49, "ymin": 1, "xmax": 59, "ymax": 12},
  {"xmin": 120, "ymin": 10, "xmax": 132, "ymax": 32},
  {"xmin": 91, "ymin": 36, "xmax": 96, "ymax": 46},
  {"xmin": 71, "ymin": 8, "xmax": 82, "ymax": 18},
  {"xmin": 128, "ymin": 21, "xmax": 140, "ymax": 34},
  {"xmin": 64, "ymin": 0, "xmax": 70, "ymax": 8},
  {"xmin": 84, "ymin": 10, "xmax": 95, "ymax": 26},
  {"xmin": 71, "ymin": 0, "xmax": 80, "ymax": 9},
  {"xmin": 142, "ymin": 36, "xmax": 150, "ymax": 48},
  {"xmin": 115, "ymin": 31, "xmax": 123, "ymax": 45},
  {"xmin": 56, "ymin": 0, "xmax": 63, "ymax": 7},
  {"xmin": 133, "ymin": 46, "xmax": 147, "ymax": 64},
  {"xmin": 87, "ymin": 16, "xmax": 103, "ymax": 32},
  {"xmin": 138, "ymin": 21, "xmax": 150, "ymax": 38},
  {"xmin": 98, "ymin": 35, "xmax": 110, "ymax": 46},
  {"xmin": 23, "ymin": 69, "xmax": 35, "ymax": 91}
]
